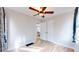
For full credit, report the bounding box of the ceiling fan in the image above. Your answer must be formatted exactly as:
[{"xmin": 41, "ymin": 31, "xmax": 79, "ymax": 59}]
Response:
[{"xmin": 29, "ymin": 7, "xmax": 54, "ymax": 18}]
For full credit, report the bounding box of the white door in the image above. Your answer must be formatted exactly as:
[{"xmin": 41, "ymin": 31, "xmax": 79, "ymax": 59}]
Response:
[{"xmin": 40, "ymin": 21, "xmax": 47, "ymax": 40}]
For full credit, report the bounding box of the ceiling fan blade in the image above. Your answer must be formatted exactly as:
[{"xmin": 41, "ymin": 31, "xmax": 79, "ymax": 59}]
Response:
[
  {"xmin": 40, "ymin": 7, "xmax": 47, "ymax": 12},
  {"xmin": 29, "ymin": 7, "xmax": 39, "ymax": 12},
  {"xmin": 44, "ymin": 11, "xmax": 54, "ymax": 14},
  {"xmin": 33, "ymin": 13, "xmax": 39, "ymax": 16}
]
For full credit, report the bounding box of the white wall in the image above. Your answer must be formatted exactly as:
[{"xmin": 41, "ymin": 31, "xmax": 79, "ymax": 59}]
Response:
[
  {"xmin": 5, "ymin": 9, "xmax": 38, "ymax": 49},
  {"xmin": 5, "ymin": 8, "xmax": 75, "ymax": 49},
  {"xmin": 40, "ymin": 11, "xmax": 74, "ymax": 47}
]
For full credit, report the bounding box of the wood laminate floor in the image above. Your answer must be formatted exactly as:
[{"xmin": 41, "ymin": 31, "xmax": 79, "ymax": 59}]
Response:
[{"xmin": 6, "ymin": 40, "xmax": 74, "ymax": 52}]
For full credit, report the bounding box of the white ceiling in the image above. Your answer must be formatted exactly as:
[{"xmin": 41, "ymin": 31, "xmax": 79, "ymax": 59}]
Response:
[{"xmin": 6, "ymin": 7, "xmax": 75, "ymax": 19}]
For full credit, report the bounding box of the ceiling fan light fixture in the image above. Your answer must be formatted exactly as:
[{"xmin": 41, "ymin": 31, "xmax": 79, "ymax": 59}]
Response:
[
  {"xmin": 39, "ymin": 13, "xmax": 44, "ymax": 16},
  {"xmin": 39, "ymin": 8, "xmax": 42, "ymax": 12}
]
